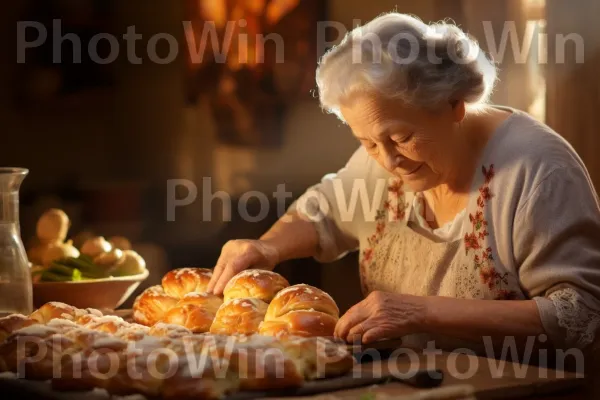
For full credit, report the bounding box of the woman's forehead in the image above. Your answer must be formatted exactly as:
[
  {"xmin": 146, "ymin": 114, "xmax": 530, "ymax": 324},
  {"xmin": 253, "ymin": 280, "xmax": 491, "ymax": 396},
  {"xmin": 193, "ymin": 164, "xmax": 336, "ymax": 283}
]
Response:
[{"xmin": 341, "ymin": 94, "xmax": 420, "ymax": 137}]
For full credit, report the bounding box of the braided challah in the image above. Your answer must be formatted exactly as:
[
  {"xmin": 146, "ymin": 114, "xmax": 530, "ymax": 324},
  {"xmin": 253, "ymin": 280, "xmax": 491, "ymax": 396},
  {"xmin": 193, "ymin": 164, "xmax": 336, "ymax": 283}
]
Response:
[
  {"xmin": 133, "ymin": 268, "xmax": 340, "ymax": 337},
  {"xmin": 259, "ymin": 284, "xmax": 340, "ymax": 338},
  {"xmin": 0, "ymin": 301, "xmax": 355, "ymax": 399},
  {"xmin": 223, "ymin": 269, "xmax": 290, "ymax": 302},
  {"xmin": 132, "ymin": 268, "xmax": 222, "ymax": 331},
  {"xmin": 210, "ymin": 297, "xmax": 269, "ymax": 335}
]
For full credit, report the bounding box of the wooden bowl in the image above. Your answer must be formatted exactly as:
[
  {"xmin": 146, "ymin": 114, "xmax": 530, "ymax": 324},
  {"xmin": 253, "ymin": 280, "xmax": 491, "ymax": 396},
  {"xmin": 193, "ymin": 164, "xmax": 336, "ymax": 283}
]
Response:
[{"xmin": 33, "ymin": 269, "xmax": 149, "ymax": 310}]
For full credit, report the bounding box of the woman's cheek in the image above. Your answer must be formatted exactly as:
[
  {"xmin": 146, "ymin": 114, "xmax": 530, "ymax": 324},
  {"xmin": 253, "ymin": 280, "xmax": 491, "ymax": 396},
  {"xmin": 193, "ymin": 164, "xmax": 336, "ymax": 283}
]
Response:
[{"xmin": 402, "ymin": 140, "xmax": 426, "ymax": 162}]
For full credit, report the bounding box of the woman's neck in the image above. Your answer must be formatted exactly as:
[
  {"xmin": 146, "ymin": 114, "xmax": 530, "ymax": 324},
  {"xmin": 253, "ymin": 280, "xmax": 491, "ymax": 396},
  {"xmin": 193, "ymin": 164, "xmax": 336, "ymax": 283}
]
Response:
[
  {"xmin": 421, "ymin": 106, "xmax": 512, "ymax": 229},
  {"xmin": 437, "ymin": 107, "xmax": 509, "ymax": 194}
]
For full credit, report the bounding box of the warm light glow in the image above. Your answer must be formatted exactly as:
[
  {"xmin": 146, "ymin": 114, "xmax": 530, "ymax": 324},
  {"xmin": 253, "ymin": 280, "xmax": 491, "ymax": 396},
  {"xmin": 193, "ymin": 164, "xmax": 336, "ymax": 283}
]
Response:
[
  {"xmin": 525, "ymin": 18, "xmax": 547, "ymax": 123},
  {"xmin": 245, "ymin": 0, "xmax": 267, "ymax": 15},
  {"xmin": 196, "ymin": 0, "xmax": 302, "ymax": 70},
  {"xmin": 266, "ymin": 0, "xmax": 301, "ymax": 25},
  {"xmin": 199, "ymin": 0, "xmax": 227, "ymax": 28},
  {"xmin": 522, "ymin": 0, "xmax": 545, "ymax": 20}
]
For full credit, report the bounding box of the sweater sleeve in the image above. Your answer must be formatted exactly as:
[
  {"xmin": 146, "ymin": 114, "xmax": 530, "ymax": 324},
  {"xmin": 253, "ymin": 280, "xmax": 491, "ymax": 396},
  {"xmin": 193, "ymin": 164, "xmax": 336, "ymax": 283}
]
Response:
[
  {"xmin": 287, "ymin": 147, "xmax": 378, "ymax": 263},
  {"xmin": 514, "ymin": 166, "xmax": 600, "ymax": 350}
]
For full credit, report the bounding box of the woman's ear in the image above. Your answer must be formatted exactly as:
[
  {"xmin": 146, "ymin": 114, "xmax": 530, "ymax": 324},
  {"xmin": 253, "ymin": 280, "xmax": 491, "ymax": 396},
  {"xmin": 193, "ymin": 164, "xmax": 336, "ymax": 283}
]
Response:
[{"xmin": 450, "ymin": 99, "xmax": 466, "ymax": 123}]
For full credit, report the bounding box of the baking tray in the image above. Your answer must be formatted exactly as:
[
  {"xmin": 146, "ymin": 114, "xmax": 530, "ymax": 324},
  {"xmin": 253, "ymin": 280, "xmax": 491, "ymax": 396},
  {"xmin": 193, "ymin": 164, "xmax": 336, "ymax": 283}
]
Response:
[{"xmin": 0, "ymin": 366, "xmax": 443, "ymax": 400}]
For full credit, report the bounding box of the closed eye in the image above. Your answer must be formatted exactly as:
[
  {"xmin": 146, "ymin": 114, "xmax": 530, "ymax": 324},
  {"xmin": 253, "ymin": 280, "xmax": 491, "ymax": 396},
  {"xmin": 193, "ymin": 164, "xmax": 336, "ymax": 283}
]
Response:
[
  {"xmin": 393, "ymin": 133, "xmax": 413, "ymax": 144},
  {"xmin": 359, "ymin": 139, "xmax": 377, "ymax": 149}
]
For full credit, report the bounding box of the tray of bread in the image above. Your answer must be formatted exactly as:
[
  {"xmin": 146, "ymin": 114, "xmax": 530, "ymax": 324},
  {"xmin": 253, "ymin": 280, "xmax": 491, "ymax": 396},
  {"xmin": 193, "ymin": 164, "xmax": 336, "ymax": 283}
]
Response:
[{"xmin": 0, "ymin": 268, "xmax": 420, "ymax": 399}]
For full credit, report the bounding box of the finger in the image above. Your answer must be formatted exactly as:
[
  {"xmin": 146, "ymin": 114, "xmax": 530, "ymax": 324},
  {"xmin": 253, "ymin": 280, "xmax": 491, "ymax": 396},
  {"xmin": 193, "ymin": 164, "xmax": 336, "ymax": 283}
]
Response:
[
  {"xmin": 333, "ymin": 303, "xmax": 360, "ymax": 339},
  {"xmin": 334, "ymin": 303, "xmax": 369, "ymax": 340},
  {"xmin": 346, "ymin": 317, "xmax": 378, "ymax": 342},
  {"xmin": 345, "ymin": 324, "xmax": 364, "ymax": 343},
  {"xmin": 212, "ymin": 253, "xmax": 258, "ymax": 295},
  {"xmin": 207, "ymin": 256, "xmax": 228, "ymax": 293},
  {"xmin": 362, "ymin": 327, "xmax": 387, "ymax": 344},
  {"xmin": 212, "ymin": 266, "xmax": 236, "ymax": 296}
]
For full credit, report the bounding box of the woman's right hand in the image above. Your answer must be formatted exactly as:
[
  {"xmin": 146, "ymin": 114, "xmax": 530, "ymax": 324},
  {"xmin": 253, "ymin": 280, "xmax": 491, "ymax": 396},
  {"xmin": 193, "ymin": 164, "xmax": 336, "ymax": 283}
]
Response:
[{"xmin": 207, "ymin": 239, "xmax": 280, "ymax": 295}]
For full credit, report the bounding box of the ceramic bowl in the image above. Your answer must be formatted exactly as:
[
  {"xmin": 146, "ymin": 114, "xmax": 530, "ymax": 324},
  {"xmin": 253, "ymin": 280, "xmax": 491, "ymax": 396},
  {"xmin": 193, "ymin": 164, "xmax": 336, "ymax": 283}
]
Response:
[{"xmin": 32, "ymin": 269, "xmax": 149, "ymax": 310}]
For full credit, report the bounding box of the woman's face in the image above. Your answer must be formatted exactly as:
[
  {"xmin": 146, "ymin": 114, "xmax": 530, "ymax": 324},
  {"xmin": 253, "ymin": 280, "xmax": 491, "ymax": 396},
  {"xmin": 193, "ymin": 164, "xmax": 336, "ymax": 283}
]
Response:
[{"xmin": 340, "ymin": 92, "xmax": 465, "ymax": 192}]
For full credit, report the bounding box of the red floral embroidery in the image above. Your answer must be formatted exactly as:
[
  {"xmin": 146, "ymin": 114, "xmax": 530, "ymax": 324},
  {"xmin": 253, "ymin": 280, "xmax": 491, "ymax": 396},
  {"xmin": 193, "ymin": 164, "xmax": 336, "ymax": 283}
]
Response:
[
  {"xmin": 359, "ymin": 178, "xmax": 409, "ymax": 295},
  {"xmin": 363, "ymin": 248, "xmax": 374, "ymax": 263},
  {"xmin": 465, "ymin": 164, "xmax": 518, "ymax": 300},
  {"xmin": 464, "ymin": 232, "xmax": 481, "ymax": 251}
]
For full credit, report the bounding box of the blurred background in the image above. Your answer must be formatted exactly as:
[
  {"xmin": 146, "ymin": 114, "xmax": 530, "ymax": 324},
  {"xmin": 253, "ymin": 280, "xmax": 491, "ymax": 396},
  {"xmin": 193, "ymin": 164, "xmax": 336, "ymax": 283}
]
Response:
[{"xmin": 1, "ymin": 0, "xmax": 598, "ymax": 310}]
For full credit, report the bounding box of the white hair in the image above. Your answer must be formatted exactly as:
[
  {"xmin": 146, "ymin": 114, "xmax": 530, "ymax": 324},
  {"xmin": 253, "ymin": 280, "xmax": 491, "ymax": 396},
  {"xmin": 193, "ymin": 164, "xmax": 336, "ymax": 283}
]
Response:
[{"xmin": 316, "ymin": 13, "xmax": 498, "ymax": 121}]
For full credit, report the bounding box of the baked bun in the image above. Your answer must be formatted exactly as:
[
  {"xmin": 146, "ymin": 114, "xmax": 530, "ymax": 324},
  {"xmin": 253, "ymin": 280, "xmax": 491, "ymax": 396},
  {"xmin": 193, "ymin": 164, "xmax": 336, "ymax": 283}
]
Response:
[
  {"xmin": 148, "ymin": 322, "xmax": 192, "ymax": 339},
  {"xmin": 258, "ymin": 311, "xmax": 338, "ymax": 338},
  {"xmin": 223, "ymin": 269, "xmax": 289, "ymax": 303},
  {"xmin": 210, "ymin": 298, "xmax": 268, "ymax": 335},
  {"xmin": 159, "ymin": 292, "xmax": 223, "ymax": 333},
  {"xmin": 275, "ymin": 336, "xmax": 356, "ymax": 379},
  {"xmin": 29, "ymin": 302, "xmax": 98, "ymax": 324},
  {"xmin": 81, "ymin": 315, "xmax": 129, "ymax": 334},
  {"xmin": 0, "ymin": 300, "xmax": 354, "ymax": 398},
  {"xmin": 259, "ymin": 284, "xmax": 339, "ymax": 338},
  {"xmin": 176, "ymin": 291, "xmax": 224, "ymax": 312},
  {"xmin": 132, "ymin": 285, "xmax": 179, "ymax": 326},
  {"xmin": 0, "ymin": 314, "xmax": 37, "ymax": 343},
  {"xmin": 133, "ymin": 268, "xmax": 219, "ymax": 329},
  {"xmin": 161, "ymin": 268, "xmax": 213, "ymax": 298}
]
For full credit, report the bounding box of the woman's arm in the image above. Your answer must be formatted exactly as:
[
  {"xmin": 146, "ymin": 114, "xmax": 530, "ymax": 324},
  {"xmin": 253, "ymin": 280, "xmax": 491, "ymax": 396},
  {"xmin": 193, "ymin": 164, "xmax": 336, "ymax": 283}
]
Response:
[
  {"xmin": 208, "ymin": 146, "xmax": 369, "ymax": 294},
  {"xmin": 423, "ymin": 296, "xmax": 546, "ymax": 347},
  {"xmin": 259, "ymin": 211, "xmax": 321, "ymax": 262},
  {"xmin": 207, "ymin": 212, "xmax": 320, "ymax": 293},
  {"xmin": 335, "ymin": 292, "xmax": 545, "ymax": 346}
]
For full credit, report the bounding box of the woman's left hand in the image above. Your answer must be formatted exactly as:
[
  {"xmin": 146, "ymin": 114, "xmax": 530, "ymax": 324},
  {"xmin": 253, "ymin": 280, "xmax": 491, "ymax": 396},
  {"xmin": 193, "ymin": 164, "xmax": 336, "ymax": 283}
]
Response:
[{"xmin": 334, "ymin": 291, "xmax": 429, "ymax": 344}]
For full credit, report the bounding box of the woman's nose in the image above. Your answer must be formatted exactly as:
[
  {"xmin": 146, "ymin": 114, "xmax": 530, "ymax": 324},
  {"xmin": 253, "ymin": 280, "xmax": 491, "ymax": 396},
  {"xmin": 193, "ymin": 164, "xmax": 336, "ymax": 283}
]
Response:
[{"xmin": 382, "ymin": 149, "xmax": 400, "ymax": 171}]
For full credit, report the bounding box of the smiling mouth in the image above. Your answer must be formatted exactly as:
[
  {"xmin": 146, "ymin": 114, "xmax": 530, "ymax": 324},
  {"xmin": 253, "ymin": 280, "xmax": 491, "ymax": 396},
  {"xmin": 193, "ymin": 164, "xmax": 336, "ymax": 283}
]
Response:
[{"xmin": 402, "ymin": 163, "xmax": 424, "ymax": 176}]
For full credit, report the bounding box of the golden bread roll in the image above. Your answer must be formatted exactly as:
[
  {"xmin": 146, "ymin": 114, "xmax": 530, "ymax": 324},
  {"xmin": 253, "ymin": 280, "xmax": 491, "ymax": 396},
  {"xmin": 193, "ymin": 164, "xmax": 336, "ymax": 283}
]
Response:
[
  {"xmin": 265, "ymin": 284, "xmax": 339, "ymax": 320},
  {"xmin": 0, "ymin": 324, "xmax": 61, "ymax": 375},
  {"xmin": 112, "ymin": 323, "xmax": 150, "ymax": 341},
  {"xmin": 160, "ymin": 304, "xmax": 217, "ymax": 333},
  {"xmin": 80, "ymin": 315, "xmax": 129, "ymax": 334},
  {"xmin": 223, "ymin": 269, "xmax": 289, "ymax": 303},
  {"xmin": 52, "ymin": 332, "xmax": 131, "ymax": 392},
  {"xmin": 160, "ymin": 349, "xmax": 240, "ymax": 400},
  {"xmin": 209, "ymin": 298, "xmax": 268, "ymax": 335},
  {"xmin": 133, "ymin": 269, "xmax": 222, "ymax": 331},
  {"xmin": 0, "ymin": 281, "xmax": 353, "ymax": 398},
  {"xmin": 161, "ymin": 267, "xmax": 213, "ymax": 298},
  {"xmin": 51, "ymin": 333, "xmax": 353, "ymax": 398},
  {"xmin": 0, "ymin": 314, "xmax": 37, "ymax": 343},
  {"xmin": 29, "ymin": 302, "xmax": 100, "ymax": 324},
  {"xmin": 96, "ymin": 336, "xmax": 172, "ymax": 396},
  {"xmin": 62, "ymin": 326, "xmax": 117, "ymax": 349},
  {"xmin": 260, "ymin": 284, "xmax": 340, "ymax": 338},
  {"xmin": 45, "ymin": 318, "xmax": 81, "ymax": 333},
  {"xmin": 274, "ymin": 336, "xmax": 356, "ymax": 379},
  {"xmin": 158, "ymin": 292, "xmax": 223, "ymax": 333},
  {"xmin": 176, "ymin": 292, "xmax": 224, "ymax": 312},
  {"xmin": 259, "ymin": 310, "xmax": 338, "ymax": 338},
  {"xmin": 148, "ymin": 322, "xmax": 192, "ymax": 339},
  {"xmin": 230, "ymin": 346, "xmax": 303, "ymax": 390},
  {"xmin": 24, "ymin": 326, "xmax": 122, "ymax": 382},
  {"xmin": 132, "ymin": 285, "xmax": 179, "ymax": 326}
]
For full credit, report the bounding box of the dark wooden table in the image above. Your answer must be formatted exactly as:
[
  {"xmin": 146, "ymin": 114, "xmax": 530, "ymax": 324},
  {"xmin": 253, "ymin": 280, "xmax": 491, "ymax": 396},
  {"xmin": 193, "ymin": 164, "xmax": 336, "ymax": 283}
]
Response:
[{"xmin": 263, "ymin": 351, "xmax": 585, "ymax": 400}]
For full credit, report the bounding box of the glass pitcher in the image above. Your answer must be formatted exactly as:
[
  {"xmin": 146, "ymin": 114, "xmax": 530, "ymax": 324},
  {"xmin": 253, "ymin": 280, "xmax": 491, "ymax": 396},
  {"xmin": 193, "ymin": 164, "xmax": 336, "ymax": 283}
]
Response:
[{"xmin": 0, "ymin": 168, "xmax": 33, "ymax": 316}]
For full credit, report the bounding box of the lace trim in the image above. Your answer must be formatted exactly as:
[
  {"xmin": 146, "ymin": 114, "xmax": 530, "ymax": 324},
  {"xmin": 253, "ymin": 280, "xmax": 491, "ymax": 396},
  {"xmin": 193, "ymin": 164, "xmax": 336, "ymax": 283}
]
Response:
[{"xmin": 549, "ymin": 288, "xmax": 600, "ymax": 348}]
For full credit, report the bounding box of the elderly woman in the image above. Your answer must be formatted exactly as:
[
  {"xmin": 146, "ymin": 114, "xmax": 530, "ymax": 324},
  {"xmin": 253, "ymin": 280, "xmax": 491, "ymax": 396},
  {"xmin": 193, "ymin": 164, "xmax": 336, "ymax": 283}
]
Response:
[{"xmin": 207, "ymin": 13, "xmax": 600, "ymax": 353}]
